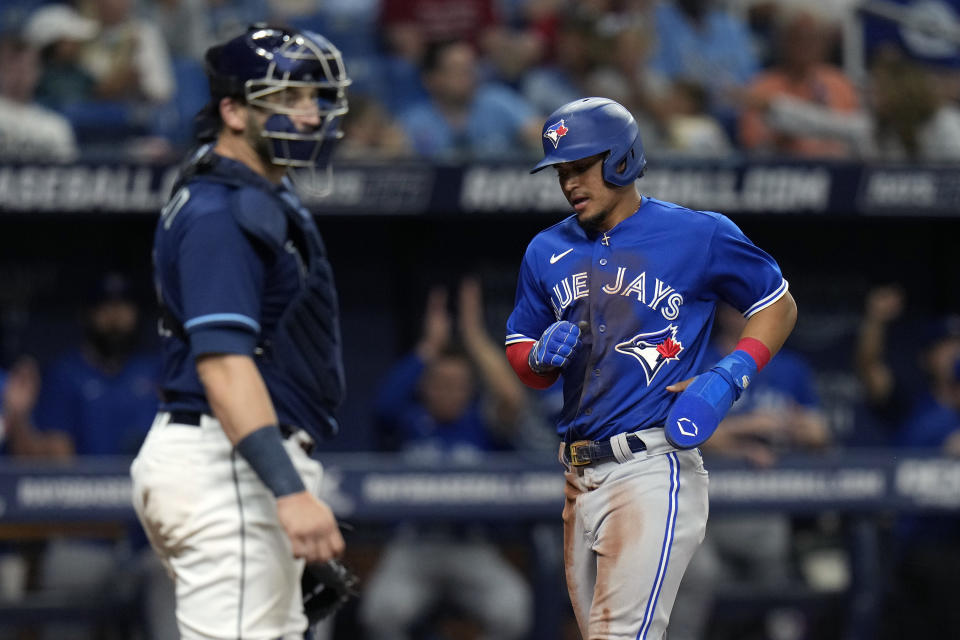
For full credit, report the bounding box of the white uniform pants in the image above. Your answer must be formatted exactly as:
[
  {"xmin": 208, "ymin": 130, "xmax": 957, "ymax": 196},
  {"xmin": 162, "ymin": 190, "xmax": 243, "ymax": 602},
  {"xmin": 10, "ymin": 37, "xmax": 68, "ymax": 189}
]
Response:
[
  {"xmin": 562, "ymin": 428, "xmax": 709, "ymax": 640},
  {"xmin": 131, "ymin": 411, "xmax": 323, "ymax": 640}
]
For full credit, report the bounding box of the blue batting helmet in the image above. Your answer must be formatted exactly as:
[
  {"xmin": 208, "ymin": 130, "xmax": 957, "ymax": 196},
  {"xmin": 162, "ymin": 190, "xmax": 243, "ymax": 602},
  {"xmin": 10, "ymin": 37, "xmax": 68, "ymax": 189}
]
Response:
[
  {"xmin": 531, "ymin": 97, "xmax": 646, "ymax": 186},
  {"xmin": 204, "ymin": 24, "xmax": 351, "ymax": 193}
]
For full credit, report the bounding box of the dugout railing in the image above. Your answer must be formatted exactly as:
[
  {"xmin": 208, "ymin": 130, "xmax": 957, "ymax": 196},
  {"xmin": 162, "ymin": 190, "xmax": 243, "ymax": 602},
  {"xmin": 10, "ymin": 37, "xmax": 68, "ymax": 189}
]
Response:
[{"xmin": 0, "ymin": 451, "xmax": 956, "ymax": 638}]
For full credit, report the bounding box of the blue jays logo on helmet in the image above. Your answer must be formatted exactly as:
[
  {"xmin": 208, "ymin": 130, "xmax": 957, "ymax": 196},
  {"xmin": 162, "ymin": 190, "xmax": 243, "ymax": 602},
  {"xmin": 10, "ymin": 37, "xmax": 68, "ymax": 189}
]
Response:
[
  {"xmin": 531, "ymin": 97, "xmax": 646, "ymax": 187},
  {"xmin": 615, "ymin": 324, "xmax": 683, "ymax": 385},
  {"xmin": 543, "ymin": 119, "xmax": 569, "ymax": 149}
]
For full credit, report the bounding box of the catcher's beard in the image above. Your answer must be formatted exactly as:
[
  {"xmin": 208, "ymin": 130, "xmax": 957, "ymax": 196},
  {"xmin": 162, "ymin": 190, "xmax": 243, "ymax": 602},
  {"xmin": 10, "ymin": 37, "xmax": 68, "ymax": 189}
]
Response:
[
  {"xmin": 245, "ymin": 110, "xmax": 279, "ymax": 167},
  {"xmin": 86, "ymin": 326, "xmax": 137, "ymax": 361}
]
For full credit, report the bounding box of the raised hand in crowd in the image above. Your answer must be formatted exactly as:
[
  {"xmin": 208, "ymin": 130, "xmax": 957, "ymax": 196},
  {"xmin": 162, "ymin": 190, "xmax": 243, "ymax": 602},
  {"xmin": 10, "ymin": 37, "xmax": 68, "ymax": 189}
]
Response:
[
  {"xmin": 415, "ymin": 286, "xmax": 452, "ymax": 362},
  {"xmin": 2, "ymin": 356, "xmax": 73, "ymax": 458},
  {"xmin": 458, "ymin": 276, "xmax": 527, "ymax": 435},
  {"xmin": 856, "ymin": 284, "xmax": 905, "ymax": 404}
]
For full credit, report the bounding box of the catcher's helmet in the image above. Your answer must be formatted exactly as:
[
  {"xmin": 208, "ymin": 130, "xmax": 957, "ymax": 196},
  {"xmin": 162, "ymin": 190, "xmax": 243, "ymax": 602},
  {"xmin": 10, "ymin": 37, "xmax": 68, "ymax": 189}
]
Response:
[
  {"xmin": 204, "ymin": 24, "xmax": 351, "ymax": 193},
  {"xmin": 531, "ymin": 97, "xmax": 646, "ymax": 186}
]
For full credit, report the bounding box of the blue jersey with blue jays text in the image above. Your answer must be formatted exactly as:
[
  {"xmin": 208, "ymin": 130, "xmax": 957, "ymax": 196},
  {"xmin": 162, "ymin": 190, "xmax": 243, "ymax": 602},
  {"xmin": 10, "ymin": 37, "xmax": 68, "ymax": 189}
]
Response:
[
  {"xmin": 153, "ymin": 150, "xmax": 344, "ymax": 442},
  {"xmin": 506, "ymin": 196, "xmax": 787, "ymax": 442}
]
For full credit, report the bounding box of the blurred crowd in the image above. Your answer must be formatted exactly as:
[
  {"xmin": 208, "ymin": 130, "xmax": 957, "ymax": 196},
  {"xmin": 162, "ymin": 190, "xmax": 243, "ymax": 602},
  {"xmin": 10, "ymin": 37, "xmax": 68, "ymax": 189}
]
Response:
[
  {"xmin": 2, "ymin": 1, "xmax": 960, "ymax": 638},
  {"xmin": 0, "ymin": 268, "xmax": 958, "ymax": 638},
  {"xmin": 2, "ymin": 0, "xmax": 960, "ymax": 163}
]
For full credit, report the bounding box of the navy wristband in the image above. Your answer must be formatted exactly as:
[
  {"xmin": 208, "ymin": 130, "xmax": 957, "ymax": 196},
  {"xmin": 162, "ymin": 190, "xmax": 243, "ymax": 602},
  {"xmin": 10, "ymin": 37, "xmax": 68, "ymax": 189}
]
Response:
[{"xmin": 235, "ymin": 425, "xmax": 306, "ymax": 497}]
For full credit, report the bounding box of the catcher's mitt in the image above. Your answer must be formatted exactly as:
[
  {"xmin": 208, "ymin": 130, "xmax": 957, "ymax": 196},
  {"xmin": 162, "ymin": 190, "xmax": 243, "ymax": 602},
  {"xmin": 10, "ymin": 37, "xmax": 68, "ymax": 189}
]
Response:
[{"xmin": 302, "ymin": 559, "xmax": 360, "ymax": 624}]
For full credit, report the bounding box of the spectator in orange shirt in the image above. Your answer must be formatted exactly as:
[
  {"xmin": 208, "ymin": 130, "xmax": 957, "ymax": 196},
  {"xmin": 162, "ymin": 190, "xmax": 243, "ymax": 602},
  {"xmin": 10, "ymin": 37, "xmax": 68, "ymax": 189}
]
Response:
[{"xmin": 738, "ymin": 6, "xmax": 860, "ymax": 158}]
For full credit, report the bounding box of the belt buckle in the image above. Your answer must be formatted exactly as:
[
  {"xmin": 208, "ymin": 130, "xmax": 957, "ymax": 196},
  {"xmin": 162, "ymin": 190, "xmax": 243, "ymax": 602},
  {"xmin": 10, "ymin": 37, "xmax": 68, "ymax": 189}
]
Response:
[{"xmin": 568, "ymin": 440, "xmax": 593, "ymax": 466}]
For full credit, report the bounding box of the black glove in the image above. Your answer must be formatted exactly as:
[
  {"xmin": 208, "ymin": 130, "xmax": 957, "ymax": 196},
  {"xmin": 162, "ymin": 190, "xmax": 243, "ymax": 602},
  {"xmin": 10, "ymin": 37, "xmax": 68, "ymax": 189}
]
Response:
[{"xmin": 302, "ymin": 559, "xmax": 360, "ymax": 624}]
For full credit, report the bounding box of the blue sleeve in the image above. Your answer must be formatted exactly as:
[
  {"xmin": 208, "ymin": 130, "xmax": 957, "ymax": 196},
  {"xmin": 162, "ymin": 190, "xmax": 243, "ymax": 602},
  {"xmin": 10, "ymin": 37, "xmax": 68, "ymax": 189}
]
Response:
[
  {"xmin": 177, "ymin": 209, "xmax": 265, "ymax": 357},
  {"xmin": 399, "ymin": 104, "xmax": 449, "ymax": 158},
  {"xmin": 484, "ymin": 85, "xmax": 536, "ymax": 130},
  {"xmin": 0, "ymin": 367, "xmax": 6, "ymax": 452},
  {"xmin": 33, "ymin": 362, "xmax": 81, "ymax": 441},
  {"xmin": 506, "ymin": 246, "xmax": 555, "ymax": 344},
  {"xmin": 374, "ymin": 354, "xmax": 426, "ymax": 423},
  {"xmin": 704, "ymin": 215, "xmax": 787, "ymax": 317},
  {"xmin": 373, "ymin": 354, "xmax": 431, "ymax": 450},
  {"xmin": 789, "ymin": 357, "xmax": 820, "ymax": 408},
  {"xmin": 897, "ymin": 406, "xmax": 958, "ymax": 448},
  {"xmin": 648, "ymin": 5, "xmax": 680, "ymax": 78},
  {"xmin": 726, "ymin": 18, "xmax": 759, "ymax": 84}
]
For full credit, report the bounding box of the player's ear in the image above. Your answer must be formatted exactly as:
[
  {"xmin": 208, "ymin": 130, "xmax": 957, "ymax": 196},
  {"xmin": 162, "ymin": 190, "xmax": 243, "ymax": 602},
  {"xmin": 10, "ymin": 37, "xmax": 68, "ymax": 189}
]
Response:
[{"xmin": 219, "ymin": 97, "xmax": 247, "ymax": 133}]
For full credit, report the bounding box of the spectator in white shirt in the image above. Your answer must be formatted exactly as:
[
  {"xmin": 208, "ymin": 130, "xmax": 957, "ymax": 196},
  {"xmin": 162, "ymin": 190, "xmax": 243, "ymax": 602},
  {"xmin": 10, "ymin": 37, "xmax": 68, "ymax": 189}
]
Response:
[{"xmin": 0, "ymin": 35, "xmax": 78, "ymax": 161}]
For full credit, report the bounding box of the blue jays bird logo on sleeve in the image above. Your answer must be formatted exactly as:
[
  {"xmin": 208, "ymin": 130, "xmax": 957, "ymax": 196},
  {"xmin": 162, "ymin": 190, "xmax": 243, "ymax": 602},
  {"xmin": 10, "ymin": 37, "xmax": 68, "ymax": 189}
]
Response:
[
  {"xmin": 615, "ymin": 324, "xmax": 684, "ymax": 385},
  {"xmin": 543, "ymin": 119, "xmax": 569, "ymax": 148}
]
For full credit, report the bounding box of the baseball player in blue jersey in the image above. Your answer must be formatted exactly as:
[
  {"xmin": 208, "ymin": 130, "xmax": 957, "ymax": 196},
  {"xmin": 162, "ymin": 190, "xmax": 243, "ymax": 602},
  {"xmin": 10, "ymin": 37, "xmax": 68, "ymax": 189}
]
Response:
[
  {"xmin": 130, "ymin": 25, "xmax": 351, "ymax": 639},
  {"xmin": 505, "ymin": 97, "xmax": 798, "ymax": 640}
]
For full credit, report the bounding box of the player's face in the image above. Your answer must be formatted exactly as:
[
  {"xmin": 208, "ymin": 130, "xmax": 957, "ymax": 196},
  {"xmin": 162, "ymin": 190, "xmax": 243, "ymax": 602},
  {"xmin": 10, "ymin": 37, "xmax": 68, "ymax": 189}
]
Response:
[
  {"xmin": 272, "ymin": 86, "xmax": 324, "ymax": 132},
  {"xmin": 555, "ymin": 153, "xmax": 618, "ymax": 231},
  {"xmin": 427, "ymin": 42, "xmax": 477, "ymax": 106},
  {"xmin": 421, "ymin": 357, "xmax": 475, "ymax": 423},
  {"xmin": 87, "ymin": 299, "xmax": 139, "ymax": 358},
  {"xmin": 927, "ymin": 338, "xmax": 960, "ymax": 386},
  {"xmin": 91, "ymin": 299, "xmax": 138, "ymax": 334},
  {"xmin": 245, "ymin": 86, "xmax": 325, "ymax": 162}
]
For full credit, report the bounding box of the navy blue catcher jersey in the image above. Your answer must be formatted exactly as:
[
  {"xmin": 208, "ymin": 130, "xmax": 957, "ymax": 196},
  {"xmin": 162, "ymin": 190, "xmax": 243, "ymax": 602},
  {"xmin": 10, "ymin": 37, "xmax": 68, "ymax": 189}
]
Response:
[
  {"xmin": 153, "ymin": 152, "xmax": 342, "ymax": 442},
  {"xmin": 506, "ymin": 196, "xmax": 788, "ymax": 442}
]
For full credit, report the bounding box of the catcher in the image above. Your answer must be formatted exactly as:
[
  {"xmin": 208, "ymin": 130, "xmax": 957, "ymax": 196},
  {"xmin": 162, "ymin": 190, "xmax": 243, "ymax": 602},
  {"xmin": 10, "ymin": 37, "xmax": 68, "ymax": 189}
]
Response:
[{"xmin": 130, "ymin": 24, "xmax": 357, "ymax": 639}]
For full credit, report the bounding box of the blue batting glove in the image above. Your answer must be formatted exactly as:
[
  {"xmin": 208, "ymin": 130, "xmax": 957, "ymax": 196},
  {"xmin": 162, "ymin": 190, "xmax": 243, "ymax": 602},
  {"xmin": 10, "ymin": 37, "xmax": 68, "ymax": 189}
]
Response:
[
  {"xmin": 664, "ymin": 350, "xmax": 758, "ymax": 449},
  {"xmin": 528, "ymin": 320, "xmax": 581, "ymax": 373}
]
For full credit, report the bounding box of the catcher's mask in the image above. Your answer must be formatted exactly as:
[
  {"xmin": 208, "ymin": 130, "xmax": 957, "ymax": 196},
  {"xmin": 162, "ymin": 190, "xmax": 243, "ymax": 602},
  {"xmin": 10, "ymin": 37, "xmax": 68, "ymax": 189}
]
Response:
[
  {"xmin": 531, "ymin": 97, "xmax": 646, "ymax": 187},
  {"xmin": 204, "ymin": 24, "xmax": 351, "ymax": 196}
]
